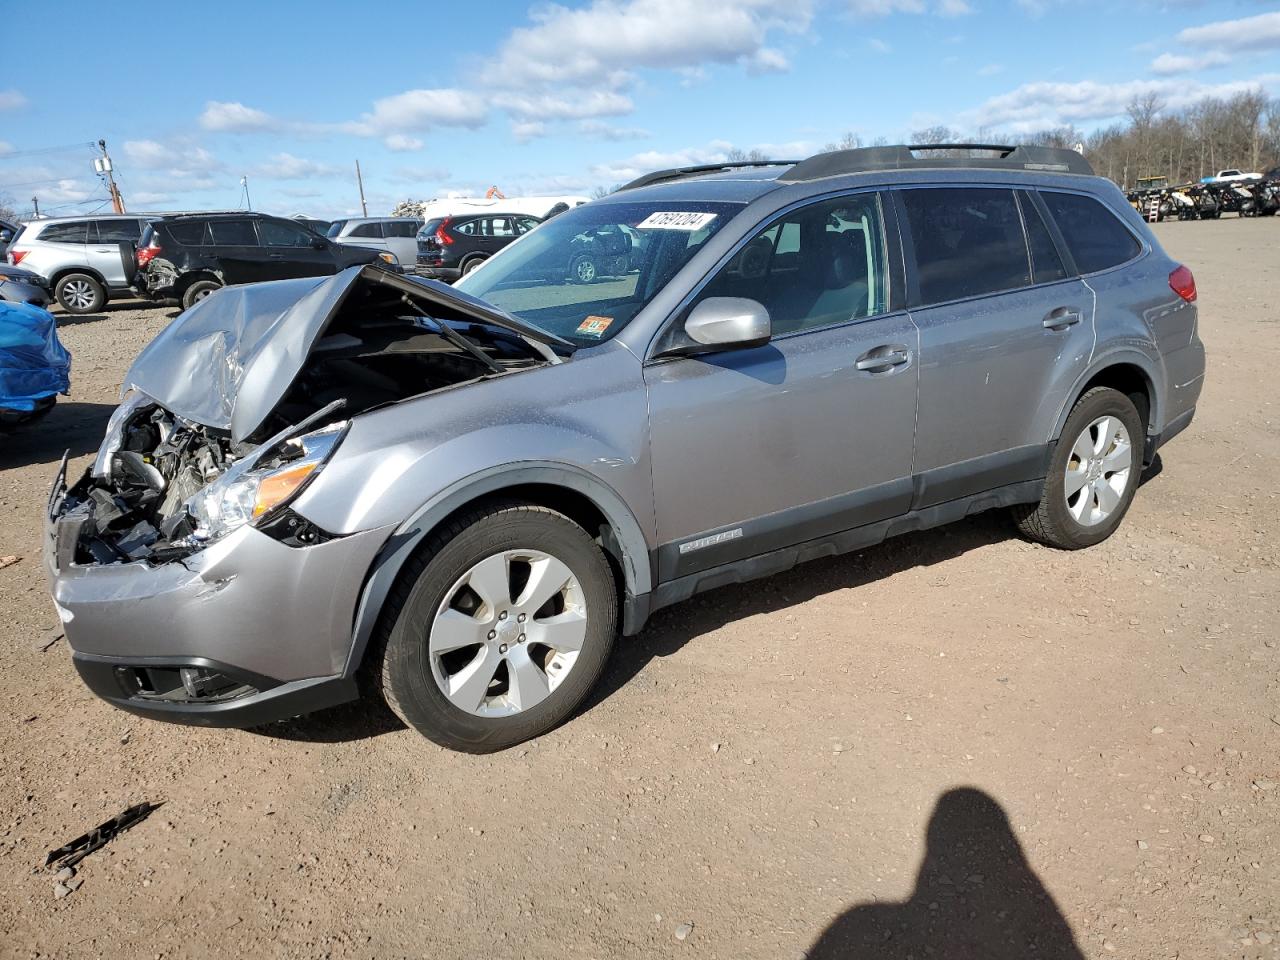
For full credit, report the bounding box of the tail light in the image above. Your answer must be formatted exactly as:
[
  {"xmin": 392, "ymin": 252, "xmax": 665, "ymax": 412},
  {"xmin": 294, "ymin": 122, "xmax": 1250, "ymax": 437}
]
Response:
[
  {"xmin": 136, "ymin": 240, "xmax": 160, "ymax": 268},
  {"xmin": 435, "ymin": 217, "xmax": 454, "ymax": 246},
  {"xmin": 8, "ymin": 249, "xmax": 27, "ymax": 265},
  {"xmin": 1169, "ymin": 264, "xmax": 1196, "ymax": 302}
]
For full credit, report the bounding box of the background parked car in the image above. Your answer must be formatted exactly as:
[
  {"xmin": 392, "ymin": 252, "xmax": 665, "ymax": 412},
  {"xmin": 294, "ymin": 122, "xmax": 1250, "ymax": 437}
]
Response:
[
  {"xmin": 134, "ymin": 212, "xmax": 393, "ymax": 309},
  {"xmin": 291, "ymin": 215, "xmax": 332, "ymax": 237},
  {"xmin": 327, "ymin": 217, "xmax": 422, "ymax": 266},
  {"xmin": 415, "ymin": 213, "xmax": 541, "ymax": 280},
  {"xmin": 0, "ymin": 300, "xmax": 70, "ymax": 429},
  {"xmin": 0, "ymin": 262, "xmax": 54, "ymax": 307},
  {"xmin": 0, "ymin": 217, "xmax": 21, "ymax": 258},
  {"xmin": 5, "ymin": 214, "xmax": 150, "ymax": 314}
]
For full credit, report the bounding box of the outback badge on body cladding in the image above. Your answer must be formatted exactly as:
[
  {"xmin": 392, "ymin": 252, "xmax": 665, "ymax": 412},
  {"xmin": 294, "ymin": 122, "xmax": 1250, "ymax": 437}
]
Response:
[{"xmin": 679, "ymin": 528, "xmax": 744, "ymax": 554}]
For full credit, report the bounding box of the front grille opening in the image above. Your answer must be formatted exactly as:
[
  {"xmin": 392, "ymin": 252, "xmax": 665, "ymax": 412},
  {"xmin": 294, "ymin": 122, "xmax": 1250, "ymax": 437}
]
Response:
[{"xmin": 115, "ymin": 665, "xmax": 255, "ymax": 704}]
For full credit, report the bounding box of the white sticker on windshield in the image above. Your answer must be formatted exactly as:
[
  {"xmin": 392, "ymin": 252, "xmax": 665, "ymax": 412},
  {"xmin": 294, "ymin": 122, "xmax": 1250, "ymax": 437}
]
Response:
[{"xmin": 635, "ymin": 211, "xmax": 718, "ymax": 231}]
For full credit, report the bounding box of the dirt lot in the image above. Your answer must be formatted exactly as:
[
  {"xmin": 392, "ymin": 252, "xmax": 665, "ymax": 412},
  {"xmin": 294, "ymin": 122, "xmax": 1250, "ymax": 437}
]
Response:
[{"xmin": 1, "ymin": 218, "xmax": 1277, "ymax": 959}]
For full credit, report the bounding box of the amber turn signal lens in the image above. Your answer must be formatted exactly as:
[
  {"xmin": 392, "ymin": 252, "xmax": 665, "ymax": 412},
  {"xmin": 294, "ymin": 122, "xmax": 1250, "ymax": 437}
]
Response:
[{"xmin": 252, "ymin": 463, "xmax": 318, "ymax": 517}]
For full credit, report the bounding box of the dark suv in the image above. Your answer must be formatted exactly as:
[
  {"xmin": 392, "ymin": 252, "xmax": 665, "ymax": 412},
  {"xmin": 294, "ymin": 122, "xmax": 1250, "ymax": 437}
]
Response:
[
  {"xmin": 416, "ymin": 213, "xmax": 541, "ymax": 280},
  {"xmin": 135, "ymin": 213, "xmax": 392, "ymax": 309}
]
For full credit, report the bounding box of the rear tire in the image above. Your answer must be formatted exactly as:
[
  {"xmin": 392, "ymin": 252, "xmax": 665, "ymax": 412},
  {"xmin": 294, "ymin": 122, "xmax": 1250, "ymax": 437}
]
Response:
[
  {"xmin": 181, "ymin": 279, "xmax": 221, "ymax": 310},
  {"xmin": 368, "ymin": 501, "xmax": 618, "ymax": 753},
  {"xmin": 461, "ymin": 257, "xmax": 485, "ymax": 276},
  {"xmin": 1012, "ymin": 387, "xmax": 1144, "ymax": 550},
  {"xmin": 54, "ymin": 273, "xmax": 105, "ymax": 314}
]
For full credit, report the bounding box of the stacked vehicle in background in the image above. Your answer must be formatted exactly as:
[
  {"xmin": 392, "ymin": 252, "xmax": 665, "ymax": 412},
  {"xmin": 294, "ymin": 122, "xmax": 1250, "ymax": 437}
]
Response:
[
  {"xmin": 1127, "ymin": 170, "xmax": 1280, "ymax": 221},
  {"xmin": 134, "ymin": 212, "xmax": 395, "ymax": 309},
  {"xmin": 5, "ymin": 215, "xmax": 149, "ymax": 313},
  {"xmin": 415, "ymin": 212, "xmax": 541, "ymax": 279}
]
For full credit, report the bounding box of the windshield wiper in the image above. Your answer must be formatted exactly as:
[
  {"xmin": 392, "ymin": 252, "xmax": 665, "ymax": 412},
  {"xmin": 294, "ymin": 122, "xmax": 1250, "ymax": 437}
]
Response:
[{"xmin": 400, "ymin": 295, "xmax": 505, "ymax": 375}]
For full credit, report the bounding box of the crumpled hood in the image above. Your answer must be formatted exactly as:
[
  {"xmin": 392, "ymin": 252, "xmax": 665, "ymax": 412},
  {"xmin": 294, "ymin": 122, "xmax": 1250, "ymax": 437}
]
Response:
[{"xmin": 122, "ymin": 264, "xmax": 566, "ymax": 444}]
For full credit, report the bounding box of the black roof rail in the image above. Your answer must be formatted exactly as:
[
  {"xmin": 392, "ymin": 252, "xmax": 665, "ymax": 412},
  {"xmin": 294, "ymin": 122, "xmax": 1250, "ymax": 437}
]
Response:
[
  {"xmin": 616, "ymin": 160, "xmax": 797, "ymax": 192},
  {"xmin": 780, "ymin": 143, "xmax": 1094, "ymax": 182}
]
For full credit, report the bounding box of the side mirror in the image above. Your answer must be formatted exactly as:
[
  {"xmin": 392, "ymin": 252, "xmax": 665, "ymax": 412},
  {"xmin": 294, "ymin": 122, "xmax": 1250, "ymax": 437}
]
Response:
[
  {"xmin": 312, "ymin": 237, "xmax": 327, "ymax": 250},
  {"xmin": 671, "ymin": 296, "xmax": 771, "ymax": 356}
]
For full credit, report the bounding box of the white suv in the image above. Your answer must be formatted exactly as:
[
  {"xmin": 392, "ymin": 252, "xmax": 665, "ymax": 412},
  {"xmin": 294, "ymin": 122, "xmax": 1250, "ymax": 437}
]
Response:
[{"xmin": 6, "ymin": 215, "xmax": 149, "ymax": 313}]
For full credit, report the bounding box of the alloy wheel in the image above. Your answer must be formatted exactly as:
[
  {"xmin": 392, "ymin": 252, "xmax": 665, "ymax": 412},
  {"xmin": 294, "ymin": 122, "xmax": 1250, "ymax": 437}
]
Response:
[
  {"xmin": 1064, "ymin": 415, "xmax": 1132, "ymax": 526},
  {"xmin": 429, "ymin": 549, "xmax": 588, "ymax": 717},
  {"xmin": 61, "ymin": 279, "xmax": 95, "ymax": 310}
]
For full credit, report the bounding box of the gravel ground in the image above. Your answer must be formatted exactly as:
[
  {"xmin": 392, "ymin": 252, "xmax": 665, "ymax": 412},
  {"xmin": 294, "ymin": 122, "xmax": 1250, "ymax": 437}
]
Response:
[{"xmin": 0, "ymin": 218, "xmax": 1277, "ymax": 959}]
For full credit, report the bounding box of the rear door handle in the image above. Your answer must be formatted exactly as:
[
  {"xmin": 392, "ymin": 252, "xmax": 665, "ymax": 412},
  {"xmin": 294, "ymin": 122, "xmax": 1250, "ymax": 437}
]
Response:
[
  {"xmin": 1043, "ymin": 306, "xmax": 1082, "ymax": 331},
  {"xmin": 269, "ymin": 253, "xmax": 285, "ymax": 259},
  {"xmin": 855, "ymin": 346, "xmax": 911, "ymax": 373}
]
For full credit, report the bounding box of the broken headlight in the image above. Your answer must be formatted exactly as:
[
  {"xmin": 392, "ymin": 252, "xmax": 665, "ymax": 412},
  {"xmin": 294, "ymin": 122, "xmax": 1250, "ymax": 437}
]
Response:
[{"xmin": 184, "ymin": 423, "xmax": 346, "ymax": 545}]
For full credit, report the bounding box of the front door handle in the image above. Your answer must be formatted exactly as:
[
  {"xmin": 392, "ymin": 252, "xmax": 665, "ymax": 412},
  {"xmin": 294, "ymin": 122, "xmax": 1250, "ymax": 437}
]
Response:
[
  {"xmin": 1043, "ymin": 306, "xmax": 1082, "ymax": 331},
  {"xmin": 855, "ymin": 346, "xmax": 911, "ymax": 373}
]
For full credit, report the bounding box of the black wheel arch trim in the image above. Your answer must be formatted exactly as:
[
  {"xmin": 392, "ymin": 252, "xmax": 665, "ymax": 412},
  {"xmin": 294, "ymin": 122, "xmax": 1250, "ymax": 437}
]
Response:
[
  {"xmin": 342, "ymin": 462, "xmax": 655, "ymax": 677},
  {"xmin": 51, "ymin": 266, "xmax": 108, "ymax": 289}
]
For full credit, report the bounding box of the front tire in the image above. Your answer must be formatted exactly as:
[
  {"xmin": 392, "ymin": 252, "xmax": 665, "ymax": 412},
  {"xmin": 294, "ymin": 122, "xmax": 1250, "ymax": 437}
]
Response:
[
  {"xmin": 569, "ymin": 254, "xmax": 597, "ymax": 284},
  {"xmin": 54, "ymin": 273, "xmax": 105, "ymax": 314},
  {"xmin": 370, "ymin": 502, "xmax": 618, "ymax": 753},
  {"xmin": 1012, "ymin": 387, "xmax": 1144, "ymax": 549}
]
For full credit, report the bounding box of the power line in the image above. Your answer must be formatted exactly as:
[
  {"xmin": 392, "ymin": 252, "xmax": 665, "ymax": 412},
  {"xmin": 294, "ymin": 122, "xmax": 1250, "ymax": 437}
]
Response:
[{"xmin": 0, "ymin": 142, "xmax": 97, "ymax": 161}]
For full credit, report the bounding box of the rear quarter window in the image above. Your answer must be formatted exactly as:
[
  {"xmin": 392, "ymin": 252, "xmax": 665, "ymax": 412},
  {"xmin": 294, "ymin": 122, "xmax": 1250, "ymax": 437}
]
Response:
[{"xmin": 1039, "ymin": 192, "xmax": 1141, "ymax": 275}]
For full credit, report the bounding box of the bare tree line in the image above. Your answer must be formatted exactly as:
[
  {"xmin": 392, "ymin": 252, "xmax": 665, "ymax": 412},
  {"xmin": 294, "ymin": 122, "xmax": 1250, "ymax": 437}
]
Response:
[{"xmin": 828, "ymin": 90, "xmax": 1280, "ymax": 190}]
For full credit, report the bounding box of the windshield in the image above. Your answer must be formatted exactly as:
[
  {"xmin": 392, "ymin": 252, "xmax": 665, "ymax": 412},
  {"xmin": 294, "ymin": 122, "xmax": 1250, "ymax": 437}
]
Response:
[{"xmin": 454, "ymin": 200, "xmax": 744, "ymax": 346}]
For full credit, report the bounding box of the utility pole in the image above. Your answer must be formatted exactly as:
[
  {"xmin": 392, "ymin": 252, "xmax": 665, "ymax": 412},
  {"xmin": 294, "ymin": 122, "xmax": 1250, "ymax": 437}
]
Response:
[
  {"xmin": 95, "ymin": 139, "xmax": 126, "ymax": 213},
  {"xmin": 240, "ymin": 176, "xmax": 253, "ymax": 211},
  {"xmin": 31, "ymin": 196, "xmax": 40, "ymax": 218},
  {"xmin": 355, "ymin": 159, "xmax": 368, "ymax": 217}
]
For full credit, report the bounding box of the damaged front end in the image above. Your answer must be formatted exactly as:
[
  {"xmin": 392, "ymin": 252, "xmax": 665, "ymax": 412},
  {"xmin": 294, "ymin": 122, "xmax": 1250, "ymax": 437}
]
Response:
[{"xmin": 56, "ymin": 392, "xmax": 346, "ymax": 566}]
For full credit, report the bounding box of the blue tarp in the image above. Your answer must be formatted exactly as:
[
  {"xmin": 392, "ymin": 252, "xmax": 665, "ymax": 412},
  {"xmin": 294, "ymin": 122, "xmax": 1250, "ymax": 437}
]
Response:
[{"xmin": 0, "ymin": 301, "xmax": 71, "ymax": 412}]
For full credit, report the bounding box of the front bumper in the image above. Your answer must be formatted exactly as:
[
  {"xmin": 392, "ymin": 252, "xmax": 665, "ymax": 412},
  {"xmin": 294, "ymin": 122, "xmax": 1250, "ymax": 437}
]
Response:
[{"xmin": 45, "ymin": 462, "xmax": 393, "ymax": 727}]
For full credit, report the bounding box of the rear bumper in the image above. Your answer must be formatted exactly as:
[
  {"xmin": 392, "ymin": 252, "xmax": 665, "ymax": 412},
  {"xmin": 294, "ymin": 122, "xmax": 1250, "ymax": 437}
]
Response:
[{"xmin": 413, "ymin": 265, "xmax": 461, "ymax": 281}]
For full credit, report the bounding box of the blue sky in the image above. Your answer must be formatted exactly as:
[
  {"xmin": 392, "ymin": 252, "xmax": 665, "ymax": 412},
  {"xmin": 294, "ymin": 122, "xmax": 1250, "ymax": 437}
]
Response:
[{"xmin": 1, "ymin": 0, "xmax": 1277, "ymax": 220}]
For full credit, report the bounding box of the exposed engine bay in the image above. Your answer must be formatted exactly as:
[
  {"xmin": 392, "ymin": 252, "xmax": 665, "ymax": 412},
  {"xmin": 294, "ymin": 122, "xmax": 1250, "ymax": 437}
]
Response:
[{"xmin": 59, "ymin": 276, "xmax": 553, "ymax": 566}]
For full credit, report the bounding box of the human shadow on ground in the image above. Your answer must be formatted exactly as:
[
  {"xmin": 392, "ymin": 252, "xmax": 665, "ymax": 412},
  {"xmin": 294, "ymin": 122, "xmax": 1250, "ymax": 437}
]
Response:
[
  {"xmin": 808, "ymin": 787, "xmax": 1084, "ymax": 960},
  {"xmin": 0, "ymin": 400, "xmax": 116, "ymax": 470}
]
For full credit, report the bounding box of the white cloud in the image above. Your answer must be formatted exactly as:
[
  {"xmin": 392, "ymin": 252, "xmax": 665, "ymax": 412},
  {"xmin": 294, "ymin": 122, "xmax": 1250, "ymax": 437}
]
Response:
[
  {"xmin": 743, "ymin": 47, "xmax": 790, "ymax": 73},
  {"xmin": 967, "ymin": 72, "xmax": 1280, "ymax": 133},
  {"xmin": 1150, "ymin": 12, "xmax": 1280, "ymax": 76},
  {"xmin": 869, "ymin": 38, "xmax": 892, "ymax": 54},
  {"xmin": 1150, "ymin": 51, "xmax": 1231, "ymax": 75},
  {"xmin": 252, "ymin": 152, "xmax": 338, "ymax": 179},
  {"xmin": 512, "ymin": 121, "xmax": 547, "ymax": 143},
  {"xmin": 129, "ymin": 190, "xmax": 176, "ymax": 206},
  {"xmin": 391, "ymin": 165, "xmax": 451, "ymax": 184},
  {"xmin": 1178, "ymin": 11, "xmax": 1280, "ymax": 53},
  {"xmin": 383, "ymin": 134, "xmax": 424, "ymax": 152},
  {"xmin": 846, "ymin": 0, "xmax": 969, "ymax": 17},
  {"xmin": 489, "ymin": 0, "xmax": 812, "ymax": 88},
  {"xmin": 578, "ymin": 120, "xmax": 652, "ymax": 140},
  {"xmin": 0, "ymin": 90, "xmax": 26, "ymax": 111},
  {"xmin": 199, "ymin": 100, "xmax": 277, "ymax": 132},
  {"xmin": 346, "ymin": 88, "xmax": 488, "ymax": 135},
  {"xmin": 123, "ymin": 139, "xmax": 222, "ymax": 180},
  {"xmin": 0, "ymin": 141, "xmax": 12, "ymax": 156},
  {"xmin": 977, "ymin": 62, "xmax": 1003, "ymax": 76},
  {"xmin": 501, "ymin": 90, "xmax": 634, "ymax": 122}
]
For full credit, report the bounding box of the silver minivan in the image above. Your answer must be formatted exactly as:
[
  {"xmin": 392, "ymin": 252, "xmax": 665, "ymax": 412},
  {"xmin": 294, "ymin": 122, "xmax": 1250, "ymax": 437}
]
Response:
[
  {"xmin": 45, "ymin": 145, "xmax": 1205, "ymax": 751},
  {"xmin": 327, "ymin": 217, "xmax": 422, "ymax": 266},
  {"xmin": 6, "ymin": 215, "xmax": 149, "ymax": 313}
]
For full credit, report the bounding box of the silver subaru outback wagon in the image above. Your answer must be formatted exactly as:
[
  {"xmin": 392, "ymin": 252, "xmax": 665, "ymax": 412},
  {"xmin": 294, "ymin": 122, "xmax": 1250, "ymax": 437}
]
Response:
[{"xmin": 45, "ymin": 145, "xmax": 1205, "ymax": 752}]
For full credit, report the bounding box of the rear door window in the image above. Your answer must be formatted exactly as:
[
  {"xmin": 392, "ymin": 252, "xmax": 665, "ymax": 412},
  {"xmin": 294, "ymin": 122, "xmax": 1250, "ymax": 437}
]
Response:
[
  {"xmin": 38, "ymin": 221, "xmax": 89, "ymax": 244},
  {"xmin": 385, "ymin": 220, "xmax": 419, "ymax": 238},
  {"xmin": 489, "ymin": 217, "xmax": 516, "ymax": 238},
  {"xmin": 900, "ymin": 187, "xmax": 1031, "ymax": 305},
  {"xmin": 92, "ymin": 219, "xmax": 143, "ymax": 243},
  {"xmin": 1017, "ymin": 193, "xmax": 1069, "ymax": 284},
  {"xmin": 349, "ymin": 222, "xmax": 384, "ymax": 239},
  {"xmin": 258, "ymin": 219, "xmax": 316, "ymax": 247},
  {"xmin": 208, "ymin": 220, "xmax": 258, "ymax": 245},
  {"xmin": 1039, "ymin": 191, "xmax": 1142, "ymax": 274}
]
